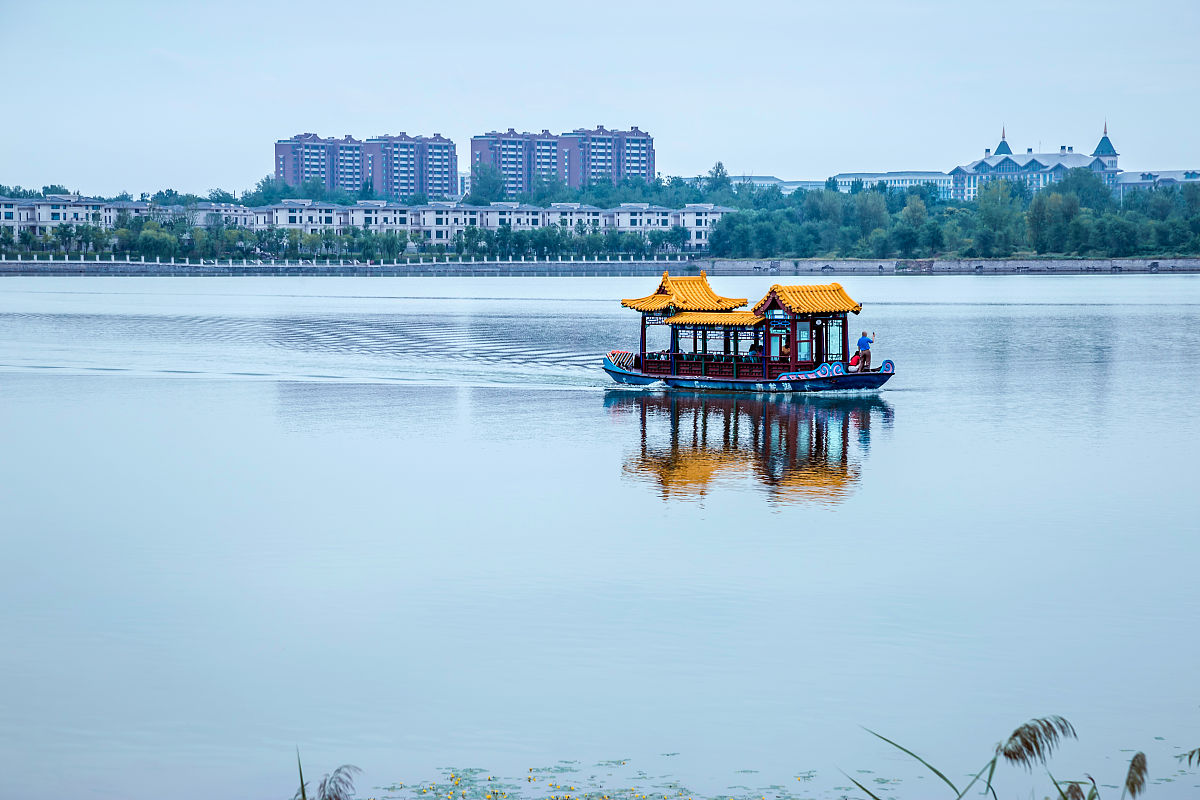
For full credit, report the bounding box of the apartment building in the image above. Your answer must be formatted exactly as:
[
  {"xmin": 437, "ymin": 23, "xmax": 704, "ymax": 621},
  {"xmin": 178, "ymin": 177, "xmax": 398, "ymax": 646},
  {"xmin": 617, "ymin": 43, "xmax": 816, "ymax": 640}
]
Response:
[
  {"xmin": 0, "ymin": 194, "xmax": 107, "ymax": 238},
  {"xmin": 471, "ymin": 126, "xmax": 655, "ymax": 195},
  {"xmin": 364, "ymin": 133, "xmax": 457, "ymax": 200},
  {"xmin": 274, "ymin": 133, "xmax": 366, "ymax": 194},
  {"xmin": 253, "ymin": 199, "xmax": 351, "ymax": 235},
  {"xmin": 674, "ymin": 203, "xmax": 730, "ymax": 248},
  {"xmin": 544, "ymin": 202, "xmax": 605, "ymax": 231},
  {"xmin": 1, "ymin": 195, "xmax": 737, "ymax": 252},
  {"xmin": 832, "ymin": 172, "xmax": 953, "ymax": 199}
]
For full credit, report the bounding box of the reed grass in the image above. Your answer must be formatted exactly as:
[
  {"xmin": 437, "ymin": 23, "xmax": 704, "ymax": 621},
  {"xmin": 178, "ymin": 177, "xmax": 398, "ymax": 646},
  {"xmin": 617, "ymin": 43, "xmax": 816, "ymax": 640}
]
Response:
[
  {"xmin": 293, "ymin": 751, "xmax": 361, "ymax": 800},
  {"xmin": 856, "ymin": 716, "xmax": 1164, "ymax": 800},
  {"xmin": 1122, "ymin": 752, "xmax": 1147, "ymax": 799}
]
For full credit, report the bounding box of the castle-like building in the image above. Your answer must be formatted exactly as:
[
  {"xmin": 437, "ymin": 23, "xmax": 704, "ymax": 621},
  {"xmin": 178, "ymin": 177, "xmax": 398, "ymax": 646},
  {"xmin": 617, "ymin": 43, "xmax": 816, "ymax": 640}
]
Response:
[{"xmin": 949, "ymin": 126, "xmax": 1120, "ymax": 201}]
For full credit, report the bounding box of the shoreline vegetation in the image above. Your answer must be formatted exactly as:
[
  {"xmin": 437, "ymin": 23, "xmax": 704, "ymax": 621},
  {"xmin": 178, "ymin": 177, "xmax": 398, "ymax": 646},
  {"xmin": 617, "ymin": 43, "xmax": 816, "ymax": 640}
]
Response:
[
  {"xmin": 3, "ymin": 163, "xmax": 1199, "ymax": 264},
  {"xmin": 1, "ymin": 255, "xmax": 1196, "ymax": 277},
  {"xmin": 293, "ymin": 718, "xmax": 1198, "ymax": 800}
]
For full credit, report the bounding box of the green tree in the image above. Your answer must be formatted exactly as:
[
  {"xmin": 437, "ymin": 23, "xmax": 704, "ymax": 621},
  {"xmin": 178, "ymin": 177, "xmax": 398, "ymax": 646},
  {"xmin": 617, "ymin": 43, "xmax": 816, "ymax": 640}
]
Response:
[
  {"xmin": 466, "ymin": 164, "xmax": 507, "ymax": 204},
  {"xmin": 705, "ymin": 162, "xmax": 731, "ymax": 194},
  {"xmin": 855, "ymin": 192, "xmax": 889, "ymax": 239},
  {"xmin": 900, "ymin": 195, "xmax": 927, "ymax": 229},
  {"xmin": 977, "ymin": 180, "xmax": 1023, "ymax": 256},
  {"xmin": 53, "ymin": 223, "xmax": 75, "ymax": 252},
  {"xmin": 1053, "ymin": 168, "xmax": 1114, "ymax": 212}
]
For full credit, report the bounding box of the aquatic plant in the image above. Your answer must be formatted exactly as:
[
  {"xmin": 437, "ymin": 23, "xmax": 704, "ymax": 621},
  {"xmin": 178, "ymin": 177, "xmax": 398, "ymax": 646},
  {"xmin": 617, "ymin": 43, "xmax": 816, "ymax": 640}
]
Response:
[
  {"xmin": 294, "ymin": 750, "xmax": 362, "ymax": 800},
  {"xmin": 1122, "ymin": 751, "xmax": 1147, "ymax": 799},
  {"xmin": 852, "ymin": 716, "xmax": 1152, "ymax": 800}
]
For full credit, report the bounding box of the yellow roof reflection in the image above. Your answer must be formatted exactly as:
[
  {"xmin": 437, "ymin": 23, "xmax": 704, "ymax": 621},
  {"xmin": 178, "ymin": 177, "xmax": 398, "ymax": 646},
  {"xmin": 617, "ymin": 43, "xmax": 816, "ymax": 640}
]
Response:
[
  {"xmin": 621, "ymin": 271, "xmax": 747, "ymax": 313},
  {"xmin": 625, "ymin": 450, "xmax": 858, "ymax": 502}
]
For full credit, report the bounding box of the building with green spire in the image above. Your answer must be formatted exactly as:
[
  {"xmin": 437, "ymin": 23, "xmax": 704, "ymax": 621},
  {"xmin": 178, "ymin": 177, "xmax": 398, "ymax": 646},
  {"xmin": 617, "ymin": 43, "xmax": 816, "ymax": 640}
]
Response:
[
  {"xmin": 993, "ymin": 127, "xmax": 1013, "ymax": 156},
  {"xmin": 950, "ymin": 126, "xmax": 1121, "ymax": 200}
]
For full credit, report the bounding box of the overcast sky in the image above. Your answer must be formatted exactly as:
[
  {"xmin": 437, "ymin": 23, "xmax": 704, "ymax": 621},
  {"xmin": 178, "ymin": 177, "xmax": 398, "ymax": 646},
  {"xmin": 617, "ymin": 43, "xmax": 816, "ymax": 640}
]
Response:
[{"xmin": 2, "ymin": 0, "xmax": 1197, "ymax": 197}]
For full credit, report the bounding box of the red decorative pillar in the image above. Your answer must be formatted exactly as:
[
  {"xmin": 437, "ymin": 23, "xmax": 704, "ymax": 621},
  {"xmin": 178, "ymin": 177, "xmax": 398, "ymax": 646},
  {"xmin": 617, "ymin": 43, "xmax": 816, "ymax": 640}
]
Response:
[
  {"xmin": 789, "ymin": 317, "xmax": 798, "ymax": 371},
  {"xmin": 640, "ymin": 315, "xmax": 646, "ymax": 366}
]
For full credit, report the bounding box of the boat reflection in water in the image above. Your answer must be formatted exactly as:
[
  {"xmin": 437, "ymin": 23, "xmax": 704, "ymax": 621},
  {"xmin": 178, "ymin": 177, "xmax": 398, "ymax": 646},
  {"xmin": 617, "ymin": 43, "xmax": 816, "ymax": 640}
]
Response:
[{"xmin": 606, "ymin": 391, "xmax": 893, "ymax": 504}]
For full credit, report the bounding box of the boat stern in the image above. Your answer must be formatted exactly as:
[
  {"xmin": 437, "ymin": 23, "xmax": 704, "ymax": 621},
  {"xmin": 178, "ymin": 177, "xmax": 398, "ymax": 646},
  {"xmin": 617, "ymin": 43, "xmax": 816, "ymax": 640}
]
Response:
[{"xmin": 603, "ymin": 351, "xmax": 660, "ymax": 386}]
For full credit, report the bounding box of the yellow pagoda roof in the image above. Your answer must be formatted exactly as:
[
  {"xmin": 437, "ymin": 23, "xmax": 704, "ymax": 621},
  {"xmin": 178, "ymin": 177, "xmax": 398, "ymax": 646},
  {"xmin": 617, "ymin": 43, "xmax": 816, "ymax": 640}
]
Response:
[
  {"xmin": 621, "ymin": 271, "xmax": 747, "ymax": 313},
  {"xmin": 752, "ymin": 282, "xmax": 862, "ymax": 316},
  {"xmin": 664, "ymin": 311, "xmax": 764, "ymax": 327}
]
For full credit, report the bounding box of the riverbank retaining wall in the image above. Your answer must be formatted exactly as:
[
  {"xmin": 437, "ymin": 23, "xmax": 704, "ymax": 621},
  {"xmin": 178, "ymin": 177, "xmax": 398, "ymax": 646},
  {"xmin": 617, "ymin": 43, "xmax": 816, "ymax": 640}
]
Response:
[{"xmin": 1, "ymin": 255, "xmax": 1197, "ymax": 277}]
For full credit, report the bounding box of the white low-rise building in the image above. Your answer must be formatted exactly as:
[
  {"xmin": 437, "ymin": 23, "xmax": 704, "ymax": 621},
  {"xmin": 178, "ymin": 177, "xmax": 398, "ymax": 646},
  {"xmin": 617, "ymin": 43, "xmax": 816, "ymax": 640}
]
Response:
[{"xmin": 2, "ymin": 196, "xmax": 740, "ymax": 251}]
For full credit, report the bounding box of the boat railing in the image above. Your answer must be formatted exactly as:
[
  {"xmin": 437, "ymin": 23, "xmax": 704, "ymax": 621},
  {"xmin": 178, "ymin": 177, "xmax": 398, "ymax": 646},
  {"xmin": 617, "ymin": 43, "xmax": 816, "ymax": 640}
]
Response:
[{"xmin": 641, "ymin": 350, "xmax": 819, "ymax": 380}]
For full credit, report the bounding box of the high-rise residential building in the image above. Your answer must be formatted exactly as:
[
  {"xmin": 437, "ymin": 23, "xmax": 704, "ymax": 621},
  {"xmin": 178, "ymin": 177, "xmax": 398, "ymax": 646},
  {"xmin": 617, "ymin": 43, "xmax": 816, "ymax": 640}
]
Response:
[
  {"xmin": 561, "ymin": 126, "xmax": 655, "ymax": 187},
  {"xmin": 276, "ymin": 132, "xmax": 457, "ymax": 200},
  {"xmin": 274, "ymin": 133, "xmax": 366, "ymax": 194},
  {"xmin": 364, "ymin": 133, "xmax": 457, "ymax": 200},
  {"xmin": 470, "ymin": 126, "xmax": 654, "ymax": 195}
]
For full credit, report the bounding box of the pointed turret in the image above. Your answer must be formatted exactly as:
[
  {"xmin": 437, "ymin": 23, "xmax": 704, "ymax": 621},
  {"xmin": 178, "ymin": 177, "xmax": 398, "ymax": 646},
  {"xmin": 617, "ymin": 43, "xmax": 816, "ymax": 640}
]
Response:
[
  {"xmin": 993, "ymin": 126, "xmax": 1012, "ymax": 156},
  {"xmin": 1092, "ymin": 122, "xmax": 1118, "ymax": 157}
]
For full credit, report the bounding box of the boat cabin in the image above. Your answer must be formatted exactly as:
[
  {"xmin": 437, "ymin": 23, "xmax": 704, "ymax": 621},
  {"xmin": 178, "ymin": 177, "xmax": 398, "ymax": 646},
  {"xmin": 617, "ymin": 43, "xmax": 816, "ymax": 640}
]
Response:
[{"xmin": 621, "ymin": 271, "xmax": 863, "ymax": 381}]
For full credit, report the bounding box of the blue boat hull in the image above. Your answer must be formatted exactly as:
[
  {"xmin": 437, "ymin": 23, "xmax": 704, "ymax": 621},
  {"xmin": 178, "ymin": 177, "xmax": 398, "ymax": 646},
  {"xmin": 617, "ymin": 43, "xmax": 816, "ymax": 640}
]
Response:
[
  {"xmin": 602, "ymin": 357, "xmax": 663, "ymax": 385},
  {"xmin": 602, "ymin": 355, "xmax": 895, "ymax": 393}
]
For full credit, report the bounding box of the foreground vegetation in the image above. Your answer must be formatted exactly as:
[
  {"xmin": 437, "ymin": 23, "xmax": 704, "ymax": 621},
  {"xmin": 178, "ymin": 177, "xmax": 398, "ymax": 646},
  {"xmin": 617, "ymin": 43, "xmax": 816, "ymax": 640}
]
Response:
[
  {"xmin": 295, "ymin": 719, "xmax": 1198, "ymax": 800},
  {"xmin": 5, "ymin": 164, "xmax": 1198, "ymax": 262}
]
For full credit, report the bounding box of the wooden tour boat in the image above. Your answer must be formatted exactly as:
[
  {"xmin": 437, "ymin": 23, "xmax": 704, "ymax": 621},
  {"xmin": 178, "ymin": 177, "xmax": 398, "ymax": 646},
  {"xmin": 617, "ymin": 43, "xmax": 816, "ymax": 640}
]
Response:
[{"xmin": 603, "ymin": 271, "xmax": 895, "ymax": 392}]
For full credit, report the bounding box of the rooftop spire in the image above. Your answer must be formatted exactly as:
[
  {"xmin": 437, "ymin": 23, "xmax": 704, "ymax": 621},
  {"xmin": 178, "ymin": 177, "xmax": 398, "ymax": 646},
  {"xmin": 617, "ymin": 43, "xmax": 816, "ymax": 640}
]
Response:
[
  {"xmin": 993, "ymin": 126, "xmax": 1013, "ymax": 156},
  {"xmin": 1092, "ymin": 122, "xmax": 1118, "ymax": 158}
]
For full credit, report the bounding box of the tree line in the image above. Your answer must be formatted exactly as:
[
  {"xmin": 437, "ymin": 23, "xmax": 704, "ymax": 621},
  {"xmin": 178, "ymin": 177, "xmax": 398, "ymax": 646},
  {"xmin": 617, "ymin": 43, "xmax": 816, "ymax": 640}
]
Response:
[
  {"xmin": 701, "ymin": 168, "xmax": 1200, "ymax": 259},
  {"xmin": 5, "ymin": 162, "xmax": 1199, "ymax": 260}
]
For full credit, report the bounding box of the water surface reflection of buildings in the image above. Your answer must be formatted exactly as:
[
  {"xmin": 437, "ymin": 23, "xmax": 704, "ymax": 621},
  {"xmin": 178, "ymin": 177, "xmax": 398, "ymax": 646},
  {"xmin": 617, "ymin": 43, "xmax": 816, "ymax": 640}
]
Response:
[{"xmin": 607, "ymin": 391, "xmax": 893, "ymax": 504}]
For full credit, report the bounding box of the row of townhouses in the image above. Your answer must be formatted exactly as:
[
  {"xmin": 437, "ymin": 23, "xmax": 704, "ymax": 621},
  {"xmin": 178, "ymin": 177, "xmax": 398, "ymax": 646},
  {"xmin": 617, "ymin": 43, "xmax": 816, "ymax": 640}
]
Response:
[
  {"xmin": 0, "ymin": 197, "xmax": 733, "ymax": 250},
  {"xmin": 275, "ymin": 126, "xmax": 656, "ymax": 201},
  {"xmin": 727, "ymin": 127, "xmax": 1197, "ymax": 202}
]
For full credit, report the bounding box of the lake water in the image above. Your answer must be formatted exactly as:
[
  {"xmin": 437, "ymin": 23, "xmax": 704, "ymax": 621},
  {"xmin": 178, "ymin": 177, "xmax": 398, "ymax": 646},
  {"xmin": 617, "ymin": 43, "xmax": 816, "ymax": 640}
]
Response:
[{"xmin": 1, "ymin": 276, "xmax": 1198, "ymax": 800}]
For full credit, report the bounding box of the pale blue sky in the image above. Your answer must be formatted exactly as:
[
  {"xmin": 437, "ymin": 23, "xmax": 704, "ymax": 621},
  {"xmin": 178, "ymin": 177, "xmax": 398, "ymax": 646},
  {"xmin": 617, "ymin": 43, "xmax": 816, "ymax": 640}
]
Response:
[{"xmin": 2, "ymin": 0, "xmax": 1197, "ymax": 196}]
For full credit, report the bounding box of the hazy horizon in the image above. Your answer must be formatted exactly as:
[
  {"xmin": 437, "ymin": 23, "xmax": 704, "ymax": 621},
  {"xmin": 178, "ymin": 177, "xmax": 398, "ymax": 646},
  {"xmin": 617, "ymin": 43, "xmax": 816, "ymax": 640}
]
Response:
[{"xmin": 2, "ymin": 0, "xmax": 1197, "ymax": 197}]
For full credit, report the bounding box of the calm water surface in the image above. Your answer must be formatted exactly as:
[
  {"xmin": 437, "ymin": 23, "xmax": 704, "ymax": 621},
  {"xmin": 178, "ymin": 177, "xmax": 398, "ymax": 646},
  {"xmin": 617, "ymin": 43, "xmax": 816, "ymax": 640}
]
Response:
[{"xmin": 0, "ymin": 276, "xmax": 1197, "ymax": 799}]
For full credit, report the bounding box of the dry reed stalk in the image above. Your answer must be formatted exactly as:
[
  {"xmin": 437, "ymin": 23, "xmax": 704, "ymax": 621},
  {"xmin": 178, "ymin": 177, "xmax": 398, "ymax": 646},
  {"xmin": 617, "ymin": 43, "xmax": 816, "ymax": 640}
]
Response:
[
  {"xmin": 999, "ymin": 716, "xmax": 1077, "ymax": 769},
  {"xmin": 1122, "ymin": 752, "xmax": 1147, "ymax": 799}
]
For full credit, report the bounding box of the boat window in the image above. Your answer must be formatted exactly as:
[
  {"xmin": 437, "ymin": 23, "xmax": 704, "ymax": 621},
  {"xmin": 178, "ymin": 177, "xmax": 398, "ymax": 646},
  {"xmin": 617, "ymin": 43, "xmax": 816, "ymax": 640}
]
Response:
[
  {"xmin": 826, "ymin": 318, "xmax": 844, "ymax": 362},
  {"xmin": 795, "ymin": 323, "xmax": 813, "ymax": 362}
]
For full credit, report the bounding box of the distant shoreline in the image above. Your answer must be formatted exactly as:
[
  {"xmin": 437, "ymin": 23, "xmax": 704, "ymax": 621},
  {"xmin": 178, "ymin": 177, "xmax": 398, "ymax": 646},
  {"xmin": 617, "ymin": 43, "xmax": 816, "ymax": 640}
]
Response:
[{"xmin": 1, "ymin": 256, "xmax": 1197, "ymax": 277}]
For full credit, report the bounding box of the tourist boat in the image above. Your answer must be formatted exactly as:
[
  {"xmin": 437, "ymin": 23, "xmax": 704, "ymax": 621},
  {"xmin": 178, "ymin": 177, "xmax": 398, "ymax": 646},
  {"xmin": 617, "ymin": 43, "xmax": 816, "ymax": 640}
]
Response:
[{"xmin": 603, "ymin": 271, "xmax": 895, "ymax": 392}]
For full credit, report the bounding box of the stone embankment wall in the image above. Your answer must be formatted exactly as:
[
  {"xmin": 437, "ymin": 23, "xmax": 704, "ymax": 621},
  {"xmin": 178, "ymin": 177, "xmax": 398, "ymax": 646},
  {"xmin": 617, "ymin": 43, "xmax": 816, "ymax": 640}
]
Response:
[
  {"xmin": 695, "ymin": 257, "xmax": 1200, "ymax": 275},
  {"xmin": 1, "ymin": 255, "xmax": 1197, "ymax": 277}
]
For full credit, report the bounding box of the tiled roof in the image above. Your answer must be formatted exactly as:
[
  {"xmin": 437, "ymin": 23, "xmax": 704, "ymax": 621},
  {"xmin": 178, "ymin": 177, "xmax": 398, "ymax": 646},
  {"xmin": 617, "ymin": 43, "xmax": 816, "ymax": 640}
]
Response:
[
  {"xmin": 621, "ymin": 271, "xmax": 748, "ymax": 313},
  {"xmin": 664, "ymin": 311, "xmax": 764, "ymax": 327},
  {"xmin": 753, "ymin": 283, "xmax": 862, "ymax": 316},
  {"xmin": 959, "ymin": 153, "xmax": 1100, "ymax": 173}
]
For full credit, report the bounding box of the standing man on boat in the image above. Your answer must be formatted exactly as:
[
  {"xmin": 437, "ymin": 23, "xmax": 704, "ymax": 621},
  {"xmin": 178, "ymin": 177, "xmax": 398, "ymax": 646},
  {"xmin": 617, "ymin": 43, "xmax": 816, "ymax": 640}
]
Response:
[{"xmin": 857, "ymin": 331, "xmax": 875, "ymax": 371}]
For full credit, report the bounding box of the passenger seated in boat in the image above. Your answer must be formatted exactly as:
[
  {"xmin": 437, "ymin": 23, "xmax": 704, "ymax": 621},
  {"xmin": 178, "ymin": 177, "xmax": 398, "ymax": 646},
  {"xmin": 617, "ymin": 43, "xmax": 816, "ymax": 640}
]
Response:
[
  {"xmin": 848, "ymin": 351, "xmax": 861, "ymax": 372},
  {"xmin": 747, "ymin": 343, "xmax": 762, "ymax": 359}
]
